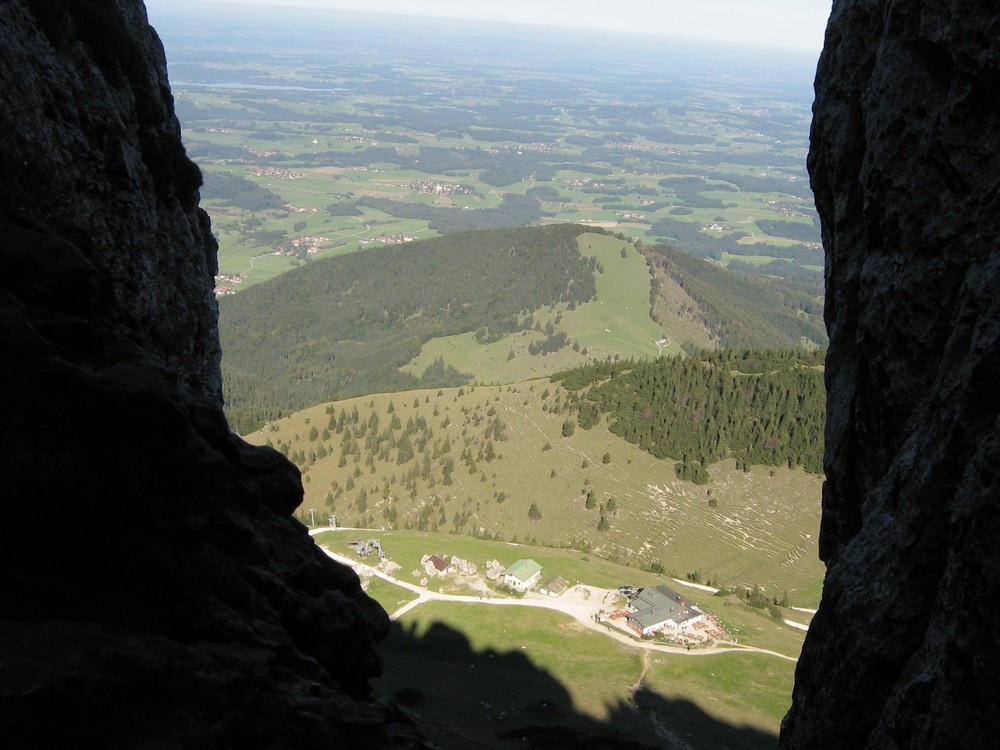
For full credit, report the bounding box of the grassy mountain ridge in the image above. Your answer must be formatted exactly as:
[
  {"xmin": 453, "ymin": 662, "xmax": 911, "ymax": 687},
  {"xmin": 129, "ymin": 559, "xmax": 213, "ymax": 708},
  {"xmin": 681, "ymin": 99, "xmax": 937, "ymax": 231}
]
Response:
[
  {"xmin": 247, "ymin": 372, "xmax": 824, "ymax": 605},
  {"xmin": 398, "ymin": 232, "xmax": 667, "ymax": 386},
  {"xmin": 221, "ymin": 224, "xmax": 825, "ymax": 433}
]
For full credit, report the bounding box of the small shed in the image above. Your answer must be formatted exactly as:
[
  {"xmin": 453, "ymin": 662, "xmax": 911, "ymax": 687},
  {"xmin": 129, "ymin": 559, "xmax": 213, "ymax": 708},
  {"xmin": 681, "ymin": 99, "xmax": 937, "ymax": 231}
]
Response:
[
  {"xmin": 427, "ymin": 555, "xmax": 453, "ymax": 575},
  {"xmin": 539, "ymin": 576, "xmax": 569, "ymax": 597}
]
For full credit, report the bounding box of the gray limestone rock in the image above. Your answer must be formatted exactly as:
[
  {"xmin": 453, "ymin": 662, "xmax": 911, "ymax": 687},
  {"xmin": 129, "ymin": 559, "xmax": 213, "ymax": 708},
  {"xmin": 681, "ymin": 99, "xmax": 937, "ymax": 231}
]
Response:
[
  {"xmin": 0, "ymin": 0, "xmax": 220, "ymax": 399},
  {"xmin": 781, "ymin": 1, "xmax": 1000, "ymax": 746}
]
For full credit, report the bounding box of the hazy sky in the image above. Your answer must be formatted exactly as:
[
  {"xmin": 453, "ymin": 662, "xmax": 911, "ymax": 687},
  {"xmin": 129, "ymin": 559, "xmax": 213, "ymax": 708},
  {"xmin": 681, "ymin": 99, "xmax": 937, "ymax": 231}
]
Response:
[{"xmin": 149, "ymin": 0, "xmax": 832, "ymax": 53}]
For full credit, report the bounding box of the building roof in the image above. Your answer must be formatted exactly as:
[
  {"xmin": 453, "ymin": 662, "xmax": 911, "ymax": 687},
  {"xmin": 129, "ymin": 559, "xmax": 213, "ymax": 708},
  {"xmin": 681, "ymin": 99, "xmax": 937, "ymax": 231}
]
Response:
[
  {"xmin": 428, "ymin": 555, "xmax": 451, "ymax": 572},
  {"xmin": 540, "ymin": 576, "xmax": 569, "ymax": 595},
  {"xmin": 504, "ymin": 558, "xmax": 542, "ymax": 582},
  {"xmin": 629, "ymin": 586, "xmax": 702, "ymax": 629}
]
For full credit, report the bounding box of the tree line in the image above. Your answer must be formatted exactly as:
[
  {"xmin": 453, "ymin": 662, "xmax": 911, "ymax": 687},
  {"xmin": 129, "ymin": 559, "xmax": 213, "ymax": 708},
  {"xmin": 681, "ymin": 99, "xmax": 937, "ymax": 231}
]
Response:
[
  {"xmin": 646, "ymin": 243, "xmax": 827, "ymax": 349},
  {"xmin": 552, "ymin": 348, "xmax": 826, "ymax": 478},
  {"xmin": 325, "ymin": 193, "xmax": 543, "ymax": 234}
]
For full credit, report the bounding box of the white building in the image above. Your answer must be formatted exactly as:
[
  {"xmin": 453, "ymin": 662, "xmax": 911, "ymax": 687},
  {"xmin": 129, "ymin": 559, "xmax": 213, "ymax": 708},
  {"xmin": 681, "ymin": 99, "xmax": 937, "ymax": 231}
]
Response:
[{"xmin": 503, "ymin": 559, "xmax": 542, "ymax": 592}]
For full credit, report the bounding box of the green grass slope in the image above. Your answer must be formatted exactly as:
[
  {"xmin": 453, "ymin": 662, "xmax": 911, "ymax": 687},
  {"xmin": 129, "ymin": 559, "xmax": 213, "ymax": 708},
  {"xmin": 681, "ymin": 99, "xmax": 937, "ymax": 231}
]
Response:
[
  {"xmin": 377, "ymin": 601, "xmax": 793, "ymax": 749},
  {"xmin": 249, "ymin": 379, "xmax": 824, "ymax": 606}
]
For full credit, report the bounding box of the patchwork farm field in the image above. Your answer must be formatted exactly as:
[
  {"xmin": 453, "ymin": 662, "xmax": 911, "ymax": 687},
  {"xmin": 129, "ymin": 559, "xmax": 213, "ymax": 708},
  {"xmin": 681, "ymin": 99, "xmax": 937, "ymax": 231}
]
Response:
[{"xmin": 151, "ymin": 8, "xmax": 823, "ymax": 294}]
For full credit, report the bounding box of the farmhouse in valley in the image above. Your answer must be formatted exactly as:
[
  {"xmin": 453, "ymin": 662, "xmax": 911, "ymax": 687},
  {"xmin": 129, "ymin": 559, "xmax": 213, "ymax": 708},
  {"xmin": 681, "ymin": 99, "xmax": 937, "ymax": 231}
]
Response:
[
  {"xmin": 503, "ymin": 559, "xmax": 542, "ymax": 592},
  {"xmin": 626, "ymin": 586, "xmax": 705, "ymax": 636}
]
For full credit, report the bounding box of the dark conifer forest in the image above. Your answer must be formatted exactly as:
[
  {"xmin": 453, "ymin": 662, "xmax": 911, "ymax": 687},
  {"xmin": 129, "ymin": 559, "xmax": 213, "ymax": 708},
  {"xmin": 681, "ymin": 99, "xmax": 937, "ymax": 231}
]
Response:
[
  {"xmin": 554, "ymin": 349, "xmax": 826, "ymax": 477},
  {"xmin": 220, "ymin": 224, "xmax": 598, "ymax": 432}
]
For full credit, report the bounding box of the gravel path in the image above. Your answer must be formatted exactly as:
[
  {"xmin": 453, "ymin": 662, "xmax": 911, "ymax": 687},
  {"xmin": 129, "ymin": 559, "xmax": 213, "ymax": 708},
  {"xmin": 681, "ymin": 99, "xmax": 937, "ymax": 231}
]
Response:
[{"xmin": 312, "ymin": 535, "xmax": 798, "ymax": 663}]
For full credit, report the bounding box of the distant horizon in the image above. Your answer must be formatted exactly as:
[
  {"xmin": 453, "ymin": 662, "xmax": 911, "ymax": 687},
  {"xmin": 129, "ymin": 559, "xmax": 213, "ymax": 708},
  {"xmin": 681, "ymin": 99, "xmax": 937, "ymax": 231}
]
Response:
[{"xmin": 145, "ymin": 0, "xmax": 831, "ymax": 54}]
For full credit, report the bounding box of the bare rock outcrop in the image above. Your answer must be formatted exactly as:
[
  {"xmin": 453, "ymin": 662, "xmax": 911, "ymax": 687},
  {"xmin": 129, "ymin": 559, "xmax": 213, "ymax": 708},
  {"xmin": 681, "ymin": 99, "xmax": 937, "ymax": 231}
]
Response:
[
  {"xmin": 781, "ymin": 1, "xmax": 1000, "ymax": 746},
  {"xmin": 0, "ymin": 2, "xmax": 420, "ymax": 746},
  {"xmin": 452, "ymin": 556, "xmax": 478, "ymax": 576},
  {"xmin": 379, "ymin": 559, "xmax": 402, "ymax": 577},
  {"xmin": 485, "ymin": 559, "xmax": 505, "ymax": 581}
]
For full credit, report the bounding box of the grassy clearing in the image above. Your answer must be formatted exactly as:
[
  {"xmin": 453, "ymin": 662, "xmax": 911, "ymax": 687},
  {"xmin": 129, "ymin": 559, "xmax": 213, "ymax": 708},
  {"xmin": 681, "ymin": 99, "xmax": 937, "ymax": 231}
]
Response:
[
  {"xmin": 362, "ymin": 574, "xmax": 419, "ymax": 614},
  {"xmin": 401, "ymin": 329, "xmax": 588, "ymax": 385},
  {"xmin": 375, "ymin": 600, "xmax": 785, "ymax": 749},
  {"xmin": 401, "ymin": 232, "xmax": 665, "ymax": 385},
  {"xmin": 562, "ymin": 234, "xmax": 665, "ymax": 360},
  {"xmin": 642, "ymin": 652, "xmax": 795, "ymax": 742}
]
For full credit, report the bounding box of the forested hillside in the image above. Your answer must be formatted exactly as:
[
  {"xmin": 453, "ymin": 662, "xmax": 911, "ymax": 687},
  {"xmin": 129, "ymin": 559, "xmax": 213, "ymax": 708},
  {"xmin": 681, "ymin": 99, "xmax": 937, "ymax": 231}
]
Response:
[
  {"xmin": 220, "ymin": 224, "xmax": 598, "ymax": 432},
  {"xmin": 201, "ymin": 171, "xmax": 284, "ymax": 211},
  {"xmin": 220, "ymin": 223, "xmax": 828, "ymax": 434},
  {"xmin": 646, "ymin": 244, "xmax": 826, "ymax": 349},
  {"xmin": 554, "ymin": 349, "xmax": 826, "ymax": 477}
]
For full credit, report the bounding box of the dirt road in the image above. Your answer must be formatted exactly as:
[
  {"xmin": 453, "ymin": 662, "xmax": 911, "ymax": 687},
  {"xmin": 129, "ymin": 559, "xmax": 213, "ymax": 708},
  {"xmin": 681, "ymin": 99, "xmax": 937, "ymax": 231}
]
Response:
[{"xmin": 313, "ymin": 537, "xmax": 798, "ymax": 663}]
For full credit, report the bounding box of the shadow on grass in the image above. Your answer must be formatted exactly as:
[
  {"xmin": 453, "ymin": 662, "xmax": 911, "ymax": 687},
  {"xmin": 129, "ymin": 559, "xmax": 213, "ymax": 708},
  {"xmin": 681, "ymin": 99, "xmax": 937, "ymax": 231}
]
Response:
[{"xmin": 376, "ymin": 620, "xmax": 777, "ymax": 749}]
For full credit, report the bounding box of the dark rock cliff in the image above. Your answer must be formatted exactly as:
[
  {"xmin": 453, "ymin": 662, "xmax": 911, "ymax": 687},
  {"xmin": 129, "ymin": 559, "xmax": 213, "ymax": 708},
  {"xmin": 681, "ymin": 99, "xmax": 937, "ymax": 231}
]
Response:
[
  {"xmin": 782, "ymin": 1, "xmax": 1000, "ymax": 747},
  {"xmin": 0, "ymin": 2, "xmax": 420, "ymax": 746}
]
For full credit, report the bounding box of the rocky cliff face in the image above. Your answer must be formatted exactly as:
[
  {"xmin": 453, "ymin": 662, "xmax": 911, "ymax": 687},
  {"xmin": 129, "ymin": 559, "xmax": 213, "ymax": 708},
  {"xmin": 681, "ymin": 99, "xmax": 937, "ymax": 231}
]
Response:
[
  {"xmin": 1, "ymin": 0, "xmax": 221, "ymax": 399},
  {"xmin": 781, "ymin": 1, "xmax": 1000, "ymax": 746},
  {"xmin": 0, "ymin": 2, "xmax": 419, "ymax": 746}
]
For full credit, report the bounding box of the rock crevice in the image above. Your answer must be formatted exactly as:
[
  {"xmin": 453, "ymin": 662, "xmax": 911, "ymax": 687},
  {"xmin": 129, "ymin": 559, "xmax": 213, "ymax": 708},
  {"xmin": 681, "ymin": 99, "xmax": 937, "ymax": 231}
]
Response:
[{"xmin": 0, "ymin": 2, "xmax": 420, "ymax": 746}]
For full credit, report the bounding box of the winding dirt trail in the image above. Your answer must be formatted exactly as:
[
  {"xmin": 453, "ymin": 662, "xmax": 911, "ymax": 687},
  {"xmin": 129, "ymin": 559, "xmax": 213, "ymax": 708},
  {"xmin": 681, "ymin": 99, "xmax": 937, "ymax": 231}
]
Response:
[
  {"xmin": 311, "ymin": 530, "xmax": 798, "ymax": 664},
  {"xmin": 630, "ymin": 649, "xmax": 653, "ymax": 696}
]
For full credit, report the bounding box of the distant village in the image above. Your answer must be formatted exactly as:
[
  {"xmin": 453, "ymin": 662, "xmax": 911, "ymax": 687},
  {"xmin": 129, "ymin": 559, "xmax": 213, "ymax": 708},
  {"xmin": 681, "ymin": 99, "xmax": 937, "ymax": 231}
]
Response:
[
  {"xmin": 408, "ymin": 180, "xmax": 474, "ymax": 197},
  {"xmin": 278, "ymin": 235, "xmax": 325, "ymax": 256},
  {"xmin": 214, "ymin": 235, "xmax": 327, "ymax": 295},
  {"xmin": 214, "ymin": 273, "xmax": 246, "ymax": 296},
  {"xmin": 359, "ymin": 233, "xmax": 417, "ymax": 247},
  {"xmin": 252, "ymin": 166, "xmax": 306, "ymax": 180}
]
